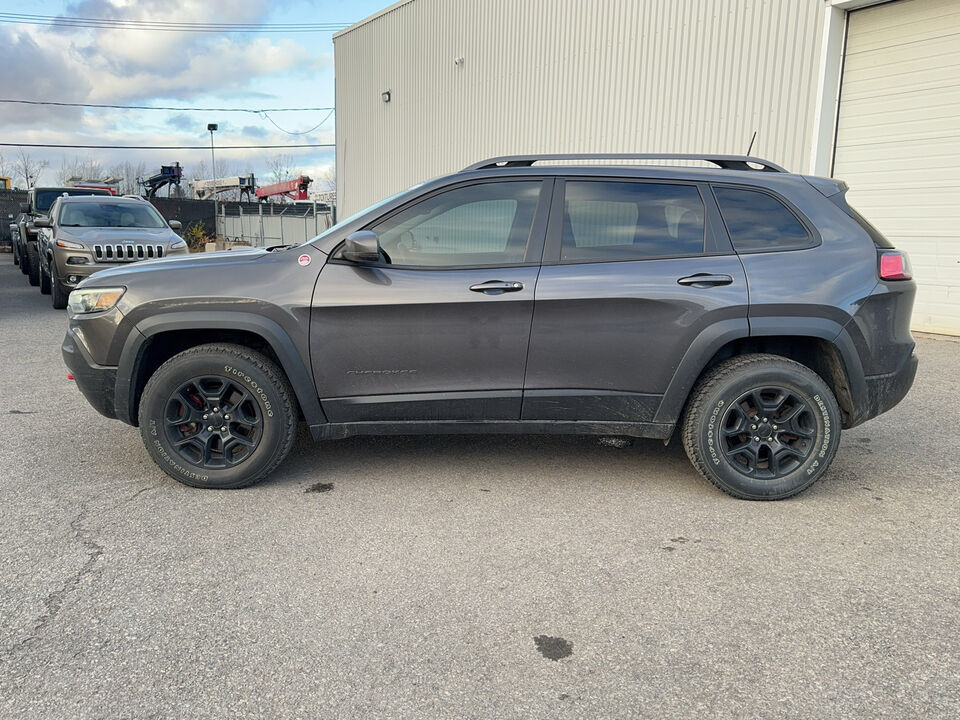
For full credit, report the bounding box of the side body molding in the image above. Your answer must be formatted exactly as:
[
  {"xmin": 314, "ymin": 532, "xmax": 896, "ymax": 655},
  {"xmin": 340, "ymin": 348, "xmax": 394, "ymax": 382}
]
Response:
[{"xmin": 115, "ymin": 311, "xmax": 326, "ymax": 429}]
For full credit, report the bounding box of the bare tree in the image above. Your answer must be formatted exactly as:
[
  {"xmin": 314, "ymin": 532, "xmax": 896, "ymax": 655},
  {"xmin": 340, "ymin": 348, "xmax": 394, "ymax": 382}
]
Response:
[
  {"xmin": 110, "ymin": 160, "xmax": 148, "ymax": 195},
  {"xmin": 0, "ymin": 151, "xmax": 10, "ymax": 182},
  {"xmin": 13, "ymin": 149, "xmax": 49, "ymax": 188},
  {"xmin": 267, "ymin": 154, "xmax": 300, "ymax": 186},
  {"xmin": 56, "ymin": 155, "xmax": 106, "ymax": 185}
]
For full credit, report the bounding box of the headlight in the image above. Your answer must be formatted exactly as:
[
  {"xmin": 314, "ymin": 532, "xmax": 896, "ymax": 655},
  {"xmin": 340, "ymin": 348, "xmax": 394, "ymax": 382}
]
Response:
[
  {"xmin": 67, "ymin": 287, "xmax": 126, "ymax": 314},
  {"xmin": 56, "ymin": 239, "xmax": 84, "ymax": 250},
  {"xmin": 169, "ymin": 239, "xmax": 187, "ymax": 250}
]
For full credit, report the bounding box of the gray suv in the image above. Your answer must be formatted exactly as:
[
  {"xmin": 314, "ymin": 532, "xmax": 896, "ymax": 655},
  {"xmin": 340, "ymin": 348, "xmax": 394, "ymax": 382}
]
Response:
[
  {"xmin": 61, "ymin": 154, "xmax": 917, "ymax": 499},
  {"xmin": 35, "ymin": 195, "xmax": 187, "ymax": 308}
]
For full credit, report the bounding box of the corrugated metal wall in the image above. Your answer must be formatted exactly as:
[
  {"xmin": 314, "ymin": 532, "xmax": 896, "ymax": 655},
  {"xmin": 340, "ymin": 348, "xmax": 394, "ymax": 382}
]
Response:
[{"xmin": 334, "ymin": 0, "xmax": 824, "ymax": 215}]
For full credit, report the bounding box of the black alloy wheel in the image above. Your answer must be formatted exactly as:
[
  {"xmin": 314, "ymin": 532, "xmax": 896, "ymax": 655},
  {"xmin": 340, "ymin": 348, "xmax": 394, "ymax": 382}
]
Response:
[
  {"xmin": 682, "ymin": 354, "xmax": 841, "ymax": 500},
  {"xmin": 164, "ymin": 375, "xmax": 264, "ymax": 469},
  {"xmin": 139, "ymin": 343, "xmax": 297, "ymax": 489},
  {"xmin": 719, "ymin": 387, "xmax": 816, "ymax": 479}
]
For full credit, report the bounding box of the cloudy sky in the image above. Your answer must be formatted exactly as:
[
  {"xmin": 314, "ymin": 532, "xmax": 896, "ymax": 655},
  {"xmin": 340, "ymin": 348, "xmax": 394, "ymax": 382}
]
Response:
[{"xmin": 0, "ymin": 0, "xmax": 388, "ymax": 191}]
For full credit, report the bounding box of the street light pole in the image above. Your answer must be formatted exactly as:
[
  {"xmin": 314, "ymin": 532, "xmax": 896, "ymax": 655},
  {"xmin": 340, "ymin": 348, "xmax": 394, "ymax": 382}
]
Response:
[{"xmin": 207, "ymin": 123, "xmax": 218, "ymax": 241}]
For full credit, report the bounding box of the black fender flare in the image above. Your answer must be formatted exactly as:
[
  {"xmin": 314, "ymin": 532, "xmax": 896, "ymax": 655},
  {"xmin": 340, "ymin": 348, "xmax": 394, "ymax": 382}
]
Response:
[
  {"xmin": 115, "ymin": 311, "xmax": 326, "ymax": 427},
  {"xmin": 653, "ymin": 316, "xmax": 866, "ymax": 426}
]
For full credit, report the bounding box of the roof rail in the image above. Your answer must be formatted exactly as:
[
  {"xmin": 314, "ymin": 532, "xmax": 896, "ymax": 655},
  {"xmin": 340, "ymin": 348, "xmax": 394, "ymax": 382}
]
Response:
[{"xmin": 463, "ymin": 153, "xmax": 788, "ymax": 173}]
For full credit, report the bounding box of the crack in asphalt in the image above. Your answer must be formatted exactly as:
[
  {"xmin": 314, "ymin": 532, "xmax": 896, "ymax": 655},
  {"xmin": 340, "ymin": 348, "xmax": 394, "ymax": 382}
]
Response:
[{"xmin": 3, "ymin": 485, "xmax": 154, "ymax": 657}]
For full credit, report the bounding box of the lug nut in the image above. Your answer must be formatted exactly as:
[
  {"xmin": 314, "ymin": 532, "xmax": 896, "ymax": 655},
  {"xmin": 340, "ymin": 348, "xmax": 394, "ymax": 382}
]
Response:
[
  {"xmin": 751, "ymin": 424, "xmax": 756, "ymax": 430},
  {"xmin": 224, "ymin": 415, "xmax": 230, "ymax": 420},
  {"xmin": 213, "ymin": 407, "xmax": 220, "ymax": 412},
  {"xmin": 203, "ymin": 414, "xmax": 208, "ymax": 419},
  {"xmin": 754, "ymin": 436, "xmax": 760, "ymax": 441},
  {"xmin": 762, "ymin": 417, "xmax": 768, "ymax": 422},
  {"xmin": 207, "ymin": 426, "xmax": 213, "ymax": 431},
  {"xmin": 220, "ymin": 425, "xmax": 227, "ymax": 432}
]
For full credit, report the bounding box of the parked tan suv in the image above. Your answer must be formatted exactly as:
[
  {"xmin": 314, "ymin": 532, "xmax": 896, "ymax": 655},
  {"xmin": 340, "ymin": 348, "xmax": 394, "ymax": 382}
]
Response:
[{"xmin": 35, "ymin": 195, "xmax": 187, "ymax": 308}]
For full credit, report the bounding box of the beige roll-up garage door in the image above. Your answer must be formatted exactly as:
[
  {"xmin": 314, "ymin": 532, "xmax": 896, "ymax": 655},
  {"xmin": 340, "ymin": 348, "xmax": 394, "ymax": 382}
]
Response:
[{"xmin": 833, "ymin": 0, "xmax": 960, "ymax": 335}]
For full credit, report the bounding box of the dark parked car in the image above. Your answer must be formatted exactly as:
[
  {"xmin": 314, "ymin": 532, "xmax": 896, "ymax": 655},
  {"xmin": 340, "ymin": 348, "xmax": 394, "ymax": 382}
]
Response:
[{"xmin": 62, "ymin": 154, "xmax": 917, "ymax": 499}]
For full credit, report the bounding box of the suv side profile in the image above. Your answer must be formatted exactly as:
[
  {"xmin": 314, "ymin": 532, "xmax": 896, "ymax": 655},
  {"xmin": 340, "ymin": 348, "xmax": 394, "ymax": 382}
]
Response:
[
  {"xmin": 15, "ymin": 186, "xmax": 113, "ymax": 287},
  {"xmin": 62, "ymin": 154, "xmax": 917, "ymax": 500},
  {"xmin": 34, "ymin": 195, "xmax": 186, "ymax": 308}
]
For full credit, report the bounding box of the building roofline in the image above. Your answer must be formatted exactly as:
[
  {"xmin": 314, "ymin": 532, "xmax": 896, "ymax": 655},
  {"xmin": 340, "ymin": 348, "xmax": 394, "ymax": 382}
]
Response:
[{"xmin": 333, "ymin": 0, "xmax": 417, "ymax": 40}]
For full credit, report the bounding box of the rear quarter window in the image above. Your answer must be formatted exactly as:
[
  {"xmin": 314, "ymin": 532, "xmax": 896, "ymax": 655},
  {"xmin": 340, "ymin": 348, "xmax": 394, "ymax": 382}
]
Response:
[{"xmin": 713, "ymin": 186, "xmax": 812, "ymax": 252}]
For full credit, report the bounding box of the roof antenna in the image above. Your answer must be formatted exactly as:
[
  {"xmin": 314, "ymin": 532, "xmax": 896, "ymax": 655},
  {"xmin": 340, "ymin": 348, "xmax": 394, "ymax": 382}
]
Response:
[{"xmin": 746, "ymin": 129, "xmax": 758, "ymax": 156}]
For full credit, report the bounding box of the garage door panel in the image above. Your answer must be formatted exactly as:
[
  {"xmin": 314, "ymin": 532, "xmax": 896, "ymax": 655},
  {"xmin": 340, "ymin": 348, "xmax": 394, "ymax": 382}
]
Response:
[
  {"xmin": 839, "ymin": 63, "xmax": 960, "ymax": 101},
  {"xmin": 844, "ymin": 32, "xmax": 960, "ymax": 72}
]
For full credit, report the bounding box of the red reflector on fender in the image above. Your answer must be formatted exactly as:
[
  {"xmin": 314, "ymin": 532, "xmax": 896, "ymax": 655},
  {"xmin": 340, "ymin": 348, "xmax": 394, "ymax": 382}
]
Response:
[
  {"xmin": 66, "ymin": 373, "xmax": 75, "ymax": 381},
  {"xmin": 879, "ymin": 252, "xmax": 912, "ymax": 281}
]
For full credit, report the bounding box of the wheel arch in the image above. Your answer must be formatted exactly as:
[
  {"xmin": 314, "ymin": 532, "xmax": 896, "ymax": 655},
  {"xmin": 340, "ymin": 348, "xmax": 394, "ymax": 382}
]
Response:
[
  {"xmin": 654, "ymin": 318, "xmax": 867, "ymax": 429},
  {"xmin": 116, "ymin": 311, "xmax": 326, "ymax": 428}
]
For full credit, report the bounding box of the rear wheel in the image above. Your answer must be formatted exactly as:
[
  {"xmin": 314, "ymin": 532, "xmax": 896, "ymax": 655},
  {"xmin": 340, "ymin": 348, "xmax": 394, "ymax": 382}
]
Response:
[
  {"xmin": 139, "ymin": 344, "xmax": 298, "ymax": 489},
  {"xmin": 25, "ymin": 244, "xmax": 40, "ymax": 286},
  {"xmin": 681, "ymin": 354, "xmax": 841, "ymax": 500},
  {"xmin": 51, "ymin": 262, "xmax": 70, "ymax": 309}
]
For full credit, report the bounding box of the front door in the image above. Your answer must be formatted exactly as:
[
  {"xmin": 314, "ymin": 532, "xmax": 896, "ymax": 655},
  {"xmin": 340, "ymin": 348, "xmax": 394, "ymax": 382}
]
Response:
[
  {"xmin": 523, "ymin": 178, "xmax": 749, "ymax": 422},
  {"xmin": 311, "ymin": 179, "xmax": 550, "ymax": 422}
]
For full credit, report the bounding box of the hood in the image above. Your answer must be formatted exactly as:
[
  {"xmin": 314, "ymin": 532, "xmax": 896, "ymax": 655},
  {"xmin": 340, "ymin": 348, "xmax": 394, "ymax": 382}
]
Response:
[
  {"xmin": 59, "ymin": 226, "xmax": 178, "ymax": 244},
  {"xmin": 77, "ymin": 247, "xmax": 271, "ymax": 287}
]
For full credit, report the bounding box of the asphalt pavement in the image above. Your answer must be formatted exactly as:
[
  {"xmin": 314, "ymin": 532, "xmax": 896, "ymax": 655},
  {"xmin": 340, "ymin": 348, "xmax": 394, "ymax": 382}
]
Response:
[{"xmin": 1, "ymin": 259, "xmax": 958, "ymax": 719}]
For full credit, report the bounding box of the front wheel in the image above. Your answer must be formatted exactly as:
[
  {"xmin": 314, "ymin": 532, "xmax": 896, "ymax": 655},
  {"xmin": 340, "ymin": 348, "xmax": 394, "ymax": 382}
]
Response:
[
  {"xmin": 39, "ymin": 258, "xmax": 51, "ymax": 295},
  {"xmin": 51, "ymin": 262, "xmax": 70, "ymax": 309},
  {"xmin": 681, "ymin": 354, "xmax": 841, "ymax": 500},
  {"xmin": 25, "ymin": 244, "xmax": 40, "ymax": 286},
  {"xmin": 139, "ymin": 344, "xmax": 298, "ymax": 489}
]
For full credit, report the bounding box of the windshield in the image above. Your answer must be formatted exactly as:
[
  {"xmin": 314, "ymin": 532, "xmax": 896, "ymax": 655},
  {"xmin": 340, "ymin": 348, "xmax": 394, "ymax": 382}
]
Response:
[
  {"xmin": 58, "ymin": 202, "xmax": 166, "ymax": 229},
  {"xmin": 35, "ymin": 189, "xmax": 110, "ymax": 212}
]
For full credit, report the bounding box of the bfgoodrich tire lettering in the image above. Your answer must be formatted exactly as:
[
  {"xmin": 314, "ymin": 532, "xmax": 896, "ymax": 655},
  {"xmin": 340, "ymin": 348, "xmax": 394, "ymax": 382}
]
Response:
[
  {"xmin": 138, "ymin": 343, "xmax": 298, "ymax": 489},
  {"xmin": 681, "ymin": 354, "xmax": 841, "ymax": 500}
]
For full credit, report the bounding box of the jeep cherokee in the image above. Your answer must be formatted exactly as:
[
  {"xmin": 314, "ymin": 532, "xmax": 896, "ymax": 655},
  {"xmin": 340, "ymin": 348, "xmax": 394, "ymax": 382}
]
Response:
[
  {"xmin": 61, "ymin": 154, "xmax": 917, "ymax": 499},
  {"xmin": 34, "ymin": 195, "xmax": 186, "ymax": 308},
  {"xmin": 15, "ymin": 186, "xmax": 113, "ymax": 287}
]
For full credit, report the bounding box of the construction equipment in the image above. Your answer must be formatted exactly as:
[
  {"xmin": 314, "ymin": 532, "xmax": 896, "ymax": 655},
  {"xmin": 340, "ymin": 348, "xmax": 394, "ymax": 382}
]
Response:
[
  {"xmin": 190, "ymin": 174, "xmax": 256, "ymax": 201},
  {"xmin": 139, "ymin": 163, "xmax": 183, "ymax": 198},
  {"xmin": 65, "ymin": 176, "xmax": 119, "ymax": 195},
  {"xmin": 256, "ymin": 175, "xmax": 312, "ymax": 202}
]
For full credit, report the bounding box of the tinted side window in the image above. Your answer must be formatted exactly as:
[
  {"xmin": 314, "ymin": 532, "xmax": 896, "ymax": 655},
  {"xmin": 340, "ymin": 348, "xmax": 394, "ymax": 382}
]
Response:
[
  {"xmin": 713, "ymin": 187, "xmax": 811, "ymax": 252},
  {"xmin": 368, "ymin": 181, "xmax": 541, "ymax": 267},
  {"xmin": 561, "ymin": 182, "xmax": 704, "ymax": 262}
]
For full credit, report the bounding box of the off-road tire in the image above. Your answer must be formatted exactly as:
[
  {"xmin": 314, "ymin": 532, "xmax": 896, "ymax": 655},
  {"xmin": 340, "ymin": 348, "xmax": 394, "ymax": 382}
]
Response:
[
  {"xmin": 681, "ymin": 353, "xmax": 841, "ymax": 500},
  {"xmin": 39, "ymin": 260, "xmax": 51, "ymax": 295},
  {"xmin": 51, "ymin": 262, "xmax": 69, "ymax": 309},
  {"xmin": 139, "ymin": 343, "xmax": 298, "ymax": 489},
  {"xmin": 25, "ymin": 244, "xmax": 40, "ymax": 285}
]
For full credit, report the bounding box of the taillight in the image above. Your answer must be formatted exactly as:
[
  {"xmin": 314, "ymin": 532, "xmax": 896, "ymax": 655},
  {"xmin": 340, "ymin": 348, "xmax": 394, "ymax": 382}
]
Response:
[{"xmin": 879, "ymin": 251, "xmax": 912, "ymax": 281}]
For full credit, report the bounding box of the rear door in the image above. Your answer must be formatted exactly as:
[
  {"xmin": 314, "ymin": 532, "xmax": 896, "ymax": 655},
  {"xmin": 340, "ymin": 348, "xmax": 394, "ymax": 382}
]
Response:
[
  {"xmin": 311, "ymin": 179, "xmax": 551, "ymax": 422},
  {"xmin": 522, "ymin": 178, "xmax": 749, "ymax": 422}
]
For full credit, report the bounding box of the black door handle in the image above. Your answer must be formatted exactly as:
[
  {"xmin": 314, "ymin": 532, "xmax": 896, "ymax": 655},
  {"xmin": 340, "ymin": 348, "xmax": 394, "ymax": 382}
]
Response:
[
  {"xmin": 677, "ymin": 273, "xmax": 733, "ymax": 288},
  {"xmin": 469, "ymin": 280, "xmax": 524, "ymax": 294}
]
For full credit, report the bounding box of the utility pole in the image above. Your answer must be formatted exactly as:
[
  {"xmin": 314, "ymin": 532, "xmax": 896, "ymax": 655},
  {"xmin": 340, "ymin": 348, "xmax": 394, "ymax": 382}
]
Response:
[{"xmin": 207, "ymin": 123, "xmax": 218, "ymax": 241}]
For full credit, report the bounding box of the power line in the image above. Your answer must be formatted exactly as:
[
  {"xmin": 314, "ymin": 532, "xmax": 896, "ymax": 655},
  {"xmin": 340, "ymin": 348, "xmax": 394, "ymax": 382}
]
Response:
[
  {"xmin": 0, "ymin": 12, "xmax": 350, "ymax": 33},
  {"xmin": 0, "ymin": 99, "xmax": 334, "ymax": 113},
  {"xmin": 0, "ymin": 142, "xmax": 335, "ymax": 150},
  {"xmin": 261, "ymin": 109, "xmax": 336, "ymax": 136}
]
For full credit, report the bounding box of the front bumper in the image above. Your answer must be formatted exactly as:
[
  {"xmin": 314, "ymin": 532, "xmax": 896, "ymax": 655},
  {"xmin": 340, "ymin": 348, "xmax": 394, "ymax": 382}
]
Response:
[{"xmin": 62, "ymin": 328, "xmax": 119, "ymax": 421}]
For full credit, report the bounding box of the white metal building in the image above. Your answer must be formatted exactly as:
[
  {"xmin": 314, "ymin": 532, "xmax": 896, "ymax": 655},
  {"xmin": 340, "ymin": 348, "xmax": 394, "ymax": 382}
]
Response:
[{"xmin": 334, "ymin": 0, "xmax": 960, "ymax": 334}]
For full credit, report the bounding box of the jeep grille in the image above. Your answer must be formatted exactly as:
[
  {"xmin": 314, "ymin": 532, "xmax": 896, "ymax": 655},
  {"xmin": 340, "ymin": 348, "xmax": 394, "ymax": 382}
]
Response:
[{"xmin": 92, "ymin": 244, "xmax": 165, "ymax": 262}]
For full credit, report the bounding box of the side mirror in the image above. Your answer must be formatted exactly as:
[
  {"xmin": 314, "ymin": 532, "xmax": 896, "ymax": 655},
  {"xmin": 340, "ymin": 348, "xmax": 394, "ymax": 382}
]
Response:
[
  {"xmin": 168, "ymin": 220, "xmax": 182, "ymax": 231},
  {"xmin": 33, "ymin": 216, "xmax": 51, "ymax": 228},
  {"xmin": 19, "ymin": 203, "xmax": 29, "ymax": 213},
  {"xmin": 341, "ymin": 231, "xmax": 382, "ymax": 263}
]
